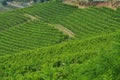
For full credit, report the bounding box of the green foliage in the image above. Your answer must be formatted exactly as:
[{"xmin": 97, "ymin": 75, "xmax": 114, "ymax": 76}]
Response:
[
  {"xmin": 19, "ymin": 2, "xmax": 120, "ymax": 40},
  {"xmin": 20, "ymin": 2, "xmax": 78, "ymax": 23},
  {"xmin": 0, "ymin": 2, "xmax": 120, "ymax": 80},
  {"xmin": 2, "ymin": 0, "xmax": 7, "ymax": 5},
  {"xmin": 0, "ymin": 31, "xmax": 120, "ymax": 80},
  {"xmin": 59, "ymin": 7, "xmax": 120, "ymax": 39},
  {"xmin": 0, "ymin": 12, "xmax": 29, "ymax": 31},
  {"xmin": 0, "ymin": 20, "xmax": 68, "ymax": 55}
]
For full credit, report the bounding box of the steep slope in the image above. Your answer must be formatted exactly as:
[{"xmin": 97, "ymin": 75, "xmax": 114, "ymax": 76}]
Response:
[
  {"xmin": 0, "ymin": 2, "xmax": 78, "ymax": 55},
  {"xmin": 59, "ymin": 7, "xmax": 120, "ymax": 39},
  {"xmin": 20, "ymin": 2, "xmax": 78, "ymax": 23},
  {"xmin": 0, "ymin": 30, "xmax": 120, "ymax": 80},
  {"xmin": 0, "ymin": 20, "xmax": 68, "ymax": 55},
  {"xmin": 0, "ymin": 12, "xmax": 30, "ymax": 31},
  {"xmin": 1, "ymin": 2, "xmax": 120, "ymax": 40},
  {"xmin": 0, "ymin": 2, "xmax": 120, "ymax": 80},
  {"xmin": 20, "ymin": 2, "xmax": 120, "ymax": 39}
]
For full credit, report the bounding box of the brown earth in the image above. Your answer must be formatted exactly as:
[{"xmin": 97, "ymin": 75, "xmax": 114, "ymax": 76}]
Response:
[
  {"xmin": 48, "ymin": 23, "xmax": 75, "ymax": 38},
  {"xmin": 63, "ymin": 1, "xmax": 120, "ymax": 10},
  {"xmin": 24, "ymin": 14, "xmax": 38, "ymax": 21}
]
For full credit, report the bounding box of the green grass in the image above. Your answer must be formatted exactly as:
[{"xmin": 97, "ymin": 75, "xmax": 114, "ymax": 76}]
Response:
[
  {"xmin": 20, "ymin": 2, "xmax": 78, "ymax": 23},
  {"xmin": 0, "ymin": 20, "xmax": 68, "ymax": 55},
  {"xmin": 20, "ymin": 3, "xmax": 120, "ymax": 39},
  {"xmin": 0, "ymin": 11, "xmax": 30, "ymax": 31},
  {"xmin": 0, "ymin": 30, "xmax": 120, "ymax": 80},
  {"xmin": 0, "ymin": 2, "xmax": 120, "ymax": 80},
  {"xmin": 59, "ymin": 7, "xmax": 120, "ymax": 38}
]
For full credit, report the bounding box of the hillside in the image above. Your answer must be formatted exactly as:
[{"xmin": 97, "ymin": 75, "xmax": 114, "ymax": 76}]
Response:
[
  {"xmin": 20, "ymin": 2, "xmax": 120, "ymax": 39},
  {"xmin": 0, "ymin": 30, "xmax": 120, "ymax": 80},
  {"xmin": 0, "ymin": 20, "xmax": 68, "ymax": 55},
  {"xmin": 63, "ymin": 0, "xmax": 120, "ymax": 9},
  {"xmin": 0, "ymin": 1, "xmax": 120, "ymax": 80}
]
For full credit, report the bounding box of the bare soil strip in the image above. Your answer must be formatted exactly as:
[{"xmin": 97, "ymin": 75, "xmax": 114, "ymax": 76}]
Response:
[
  {"xmin": 49, "ymin": 24, "xmax": 75, "ymax": 38},
  {"xmin": 24, "ymin": 14, "xmax": 75, "ymax": 38},
  {"xmin": 63, "ymin": 1, "xmax": 120, "ymax": 10},
  {"xmin": 24, "ymin": 14, "xmax": 38, "ymax": 20}
]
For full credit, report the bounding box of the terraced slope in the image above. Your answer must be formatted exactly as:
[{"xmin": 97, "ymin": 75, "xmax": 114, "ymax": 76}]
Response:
[
  {"xmin": 59, "ymin": 7, "xmax": 120, "ymax": 39},
  {"xmin": 0, "ymin": 30, "xmax": 120, "ymax": 80},
  {"xmin": 0, "ymin": 2, "xmax": 78, "ymax": 31},
  {"xmin": 19, "ymin": 2, "xmax": 120, "ymax": 39},
  {"xmin": 0, "ymin": 2, "xmax": 120, "ymax": 80},
  {"xmin": 2, "ymin": 2, "xmax": 120, "ymax": 40},
  {"xmin": 0, "ymin": 20, "xmax": 68, "ymax": 55},
  {"xmin": 20, "ymin": 2, "xmax": 78, "ymax": 23},
  {"xmin": 0, "ymin": 2, "xmax": 79, "ymax": 55},
  {"xmin": 0, "ymin": 12, "xmax": 30, "ymax": 31}
]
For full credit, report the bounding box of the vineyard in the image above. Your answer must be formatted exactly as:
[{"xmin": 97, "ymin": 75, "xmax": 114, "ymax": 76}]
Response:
[
  {"xmin": 0, "ymin": 20, "xmax": 68, "ymax": 55},
  {"xmin": 0, "ymin": 12, "xmax": 29, "ymax": 31},
  {"xmin": 0, "ymin": 30, "xmax": 120, "ymax": 80},
  {"xmin": 20, "ymin": 2, "xmax": 120, "ymax": 39},
  {"xmin": 0, "ymin": 1, "xmax": 120, "ymax": 80}
]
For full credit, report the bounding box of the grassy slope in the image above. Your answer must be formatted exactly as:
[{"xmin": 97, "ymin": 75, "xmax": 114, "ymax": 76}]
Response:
[
  {"xmin": 0, "ymin": 2, "xmax": 120, "ymax": 80},
  {"xmin": 0, "ymin": 11, "xmax": 30, "ymax": 31},
  {"xmin": 0, "ymin": 2, "xmax": 78, "ymax": 55},
  {"xmin": 0, "ymin": 20, "xmax": 68, "ymax": 55},
  {"xmin": 0, "ymin": 30, "xmax": 120, "ymax": 80},
  {"xmin": 59, "ymin": 7, "xmax": 120, "ymax": 38},
  {"xmin": 19, "ymin": 2, "xmax": 78, "ymax": 23},
  {"xmin": 19, "ymin": 2, "xmax": 120, "ymax": 39}
]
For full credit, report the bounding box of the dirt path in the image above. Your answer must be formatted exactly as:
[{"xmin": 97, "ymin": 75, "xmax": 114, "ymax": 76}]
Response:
[
  {"xmin": 49, "ymin": 24, "xmax": 75, "ymax": 38},
  {"xmin": 24, "ymin": 14, "xmax": 38, "ymax": 21},
  {"xmin": 24, "ymin": 14, "xmax": 75, "ymax": 38}
]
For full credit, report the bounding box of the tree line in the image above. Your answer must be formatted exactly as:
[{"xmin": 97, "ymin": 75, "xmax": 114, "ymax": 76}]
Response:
[{"xmin": 2, "ymin": 0, "xmax": 52, "ymax": 5}]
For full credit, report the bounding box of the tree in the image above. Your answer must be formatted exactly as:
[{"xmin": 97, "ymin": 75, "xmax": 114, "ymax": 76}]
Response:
[
  {"xmin": 2, "ymin": 0, "xmax": 7, "ymax": 5},
  {"xmin": 40, "ymin": 0, "xmax": 44, "ymax": 2},
  {"xmin": 7, "ymin": 0, "xmax": 13, "ymax": 2},
  {"xmin": 33, "ymin": 0, "xmax": 37, "ymax": 3}
]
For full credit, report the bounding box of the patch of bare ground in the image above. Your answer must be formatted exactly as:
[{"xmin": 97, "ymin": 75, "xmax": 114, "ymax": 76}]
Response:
[
  {"xmin": 63, "ymin": 0, "xmax": 86, "ymax": 9},
  {"xmin": 24, "ymin": 14, "xmax": 38, "ymax": 21},
  {"xmin": 24, "ymin": 14, "xmax": 75, "ymax": 37},
  {"xmin": 63, "ymin": 1, "xmax": 120, "ymax": 10},
  {"xmin": 63, "ymin": 1, "xmax": 79, "ymax": 7},
  {"xmin": 48, "ymin": 24, "xmax": 75, "ymax": 38}
]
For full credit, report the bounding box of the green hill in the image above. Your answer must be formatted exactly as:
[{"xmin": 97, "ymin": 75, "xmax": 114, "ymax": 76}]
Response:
[
  {"xmin": 0, "ymin": 30, "xmax": 120, "ymax": 80},
  {"xmin": 0, "ymin": 12, "xmax": 29, "ymax": 31},
  {"xmin": 0, "ymin": 20, "xmax": 68, "ymax": 55},
  {"xmin": 20, "ymin": 2, "xmax": 120, "ymax": 39},
  {"xmin": 0, "ymin": 1, "xmax": 120, "ymax": 80}
]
